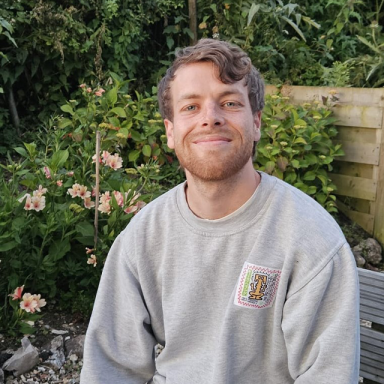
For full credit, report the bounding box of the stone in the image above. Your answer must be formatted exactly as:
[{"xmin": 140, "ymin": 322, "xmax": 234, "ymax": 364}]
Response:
[
  {"xmin": 0, "ymin": 368, "xmax": 4, "ymax": 384},
  {"xmin": 353, "ymin": 238, "xmax": 382, "ymax": 266},
  {"xmin": 65, "ymin": 335, "xmax": 85, "ymax": 358},
  {"xmin": 44, "ymin": 336, "xmax": 66, "ymax": 370},
  {"xmin": 2, "ymin": 337, "xmax": 39, "ymax": 377},
  {"xmin": 51, "ymin": 330, "xmax": 68, "ymax": 335},
  {"xmin": 352, "ymin": 249, "xmax": 366, "ymax": 268}
]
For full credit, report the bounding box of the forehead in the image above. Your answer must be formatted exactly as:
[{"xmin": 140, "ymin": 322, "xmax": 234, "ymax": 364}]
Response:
[{"xmin": 170, "ymin": 62, "xmax": 247, "ymax": 99}]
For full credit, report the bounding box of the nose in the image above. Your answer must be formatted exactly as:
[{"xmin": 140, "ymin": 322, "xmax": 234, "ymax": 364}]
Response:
[{"xmin": 201, "ymin": 103, "xmax": 224, "ymax": 128}]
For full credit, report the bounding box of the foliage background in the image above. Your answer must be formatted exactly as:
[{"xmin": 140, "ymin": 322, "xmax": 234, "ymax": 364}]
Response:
[{"xmin": 0, "ymin": 0, "xmax": 382, "ymax": 333}]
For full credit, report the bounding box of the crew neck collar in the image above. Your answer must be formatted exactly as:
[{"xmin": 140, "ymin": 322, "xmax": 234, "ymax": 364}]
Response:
[{"xmin": 176, "ymin": 172, "xmax": 276, "ymax": 236}]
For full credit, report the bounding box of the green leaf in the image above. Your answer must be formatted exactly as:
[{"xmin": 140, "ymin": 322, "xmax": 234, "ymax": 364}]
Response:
[
  {"xmin": 129, "ymin": 150, "xmax": 141, "ymax": 162},
  {"xmin": 281, "ymin": 16, "xmax": 306, "ymax": 42},
  {"xmin": 293, "ymin": 137, "xmax": 307, "ymax": 145},
  {"xmin": 356, "ymin": 35, "xmax": 382, "ymax": 56},
  {"xmin": 0, "ymin": 240, "xmax": 18, "ymax": 252},
  {"xmin": 13, "ymin": 147, "xmax": 28, "ymax": 157},
  {"xmin": 303, "ymin": 171, "xmax": 316, "ymax": 181},
  {"xmin": 110, "ymin": 107, "xmax": 126, "ymax": 118},
  {"xmin": 60, "ymin": 104, "xmax": 74, "ymax": 115},
  {"xmin": 142, "ymin": 145, "xmax": 151, "ymax": 157},
  {"xmin": 48, "ymin": 238, "xmax": 71, "ymax": 262},
  {"xmin": 76, "ymin": 221, "xmax": 94, "ymax": 237},
  {"xmin": 247, "ymin": 4, "xmax": 261, "ymax": 26},
  {"xmin": 106, "ymin": 87, "xmax": 118, "ymax": 105},
  {"xmin": 50, "ymin": 149, "xmax": 69, "ymax": 170},
  {"xmin": 58, "ymin": 118, "xmax": 73, "ymax": 129}
]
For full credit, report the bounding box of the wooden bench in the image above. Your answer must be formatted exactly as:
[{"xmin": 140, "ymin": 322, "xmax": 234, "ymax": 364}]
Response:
[{"xmin": 358, "ymin": 268, "xmax": 384, "ymax": 383}]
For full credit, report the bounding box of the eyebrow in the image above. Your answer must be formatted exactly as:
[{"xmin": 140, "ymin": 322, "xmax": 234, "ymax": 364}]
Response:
[{"xmin": 176, "ymin": 90, "xmax": 246, "ymax": 104}]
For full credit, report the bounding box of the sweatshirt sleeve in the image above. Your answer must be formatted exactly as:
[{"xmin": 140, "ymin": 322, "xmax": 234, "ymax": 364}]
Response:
[
  {"xmin": 80, "ymin": 229, "xmax": 157, "ymax": 384},
  {"xmin": 282, "ymin": 243, "xmax": 360, "ymax": 383}
]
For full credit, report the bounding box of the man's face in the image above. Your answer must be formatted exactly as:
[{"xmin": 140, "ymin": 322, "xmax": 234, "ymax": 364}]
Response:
[{"xmin": 164, "ymin": 62, "xmax": 261, "ymax": 182}]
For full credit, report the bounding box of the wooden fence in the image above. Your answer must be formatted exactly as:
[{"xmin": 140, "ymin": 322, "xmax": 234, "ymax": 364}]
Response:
[{"xmin": 265, "ymin": 85, "xmax": 384, "ymax": 247}]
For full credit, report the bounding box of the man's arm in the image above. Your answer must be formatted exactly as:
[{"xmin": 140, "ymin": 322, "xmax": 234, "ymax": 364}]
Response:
[
  {"xmin": 81, "ymin": 230, "xmax": 157, "ymax": 384},
  {"xmin": 282, "ymin": 243, "xmax": 360, "ymax": 383}
]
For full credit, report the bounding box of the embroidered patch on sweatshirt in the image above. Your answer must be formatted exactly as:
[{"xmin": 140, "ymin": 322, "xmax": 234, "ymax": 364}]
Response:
[{"xmin": 234, "ymin": 262, "xmax": 282, "ymax": 309}]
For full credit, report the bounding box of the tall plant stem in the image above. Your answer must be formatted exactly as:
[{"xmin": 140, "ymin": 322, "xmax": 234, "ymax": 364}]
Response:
[{"xmin": 94, "ymin": 131, "xmax": 101, "ymax": 249}]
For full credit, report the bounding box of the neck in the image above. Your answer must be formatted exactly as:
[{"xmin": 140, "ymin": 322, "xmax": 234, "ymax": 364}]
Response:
[{"xmin": 185, "ymin": 160, "xmax": 260, "ymax": 220}]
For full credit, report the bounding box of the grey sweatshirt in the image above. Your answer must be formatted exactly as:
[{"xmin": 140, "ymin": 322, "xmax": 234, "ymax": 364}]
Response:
[{"xmin": 81, "ymin": 172, "xmax": 360, "ymax": 384}]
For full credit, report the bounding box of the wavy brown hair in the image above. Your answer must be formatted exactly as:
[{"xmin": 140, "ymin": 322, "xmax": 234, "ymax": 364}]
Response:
[{"xmin": 157, "ymin": 38, "xmax": 265, "ymax": 121}]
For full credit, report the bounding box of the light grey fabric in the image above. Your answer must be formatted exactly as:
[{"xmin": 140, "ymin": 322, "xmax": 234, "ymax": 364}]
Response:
[{"xmin": 81, "ymin": 172, "xmax": 360, "ymax": 384}]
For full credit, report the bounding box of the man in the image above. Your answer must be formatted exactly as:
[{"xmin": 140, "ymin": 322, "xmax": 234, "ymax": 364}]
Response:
[{"xmin": 81, "ymin": 39, "xmax": 360, "ymax": 383}]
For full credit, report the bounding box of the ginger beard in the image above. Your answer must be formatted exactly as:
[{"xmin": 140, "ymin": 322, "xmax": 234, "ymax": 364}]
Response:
[{"xmin": 173, "ymin": 132, "xmax": 255, "ymax": 182}]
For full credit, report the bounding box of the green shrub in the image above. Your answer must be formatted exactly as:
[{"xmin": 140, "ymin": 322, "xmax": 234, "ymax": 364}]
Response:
[
  {"xmin": 0, "ymin": 82, "xmax": 183, "ymax": 334},
  {"xmin": 254, "ymin": 93, "xmax": 343, "ymax": 213}
]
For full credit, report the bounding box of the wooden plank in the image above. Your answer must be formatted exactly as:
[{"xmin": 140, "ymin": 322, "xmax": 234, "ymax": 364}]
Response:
[
  {"xmin": 336, "ymin": 126, "xmax": 379, "ymax": 144},
  {"xmin": 359, "ymin": 370, "xmax": 384, "ymax": 384},
  {"xmin": 330, "ymin": 174, "xmax": 377, "ymax": 201},
  {"xmin": 361, "ymin": 352, "xmax": 384, "ymax": 368},
  {"xmin": 333, "ymin": 161, "xmax": 374, "ymax": 180},
  {"xmin": 361, "ymin": 327, "xmax": 384, "ymax": 345},
  {"xmin": 336, "ymin": 200, "xmax": 374, "ymax": 234},
  {"xmin": 374, "ymin": 121, "xmax": 384, "ymax": 248},
  {"xmin": 332, "ymin": 105, "xmax": 383, "ymax": 129},
  {"xmin": 265, "ymin": 85, "xmax": 384, "ymax": 107},
  {"xmin": 334, "ymin": 141, "xmax": 380, "ymax": 165}
]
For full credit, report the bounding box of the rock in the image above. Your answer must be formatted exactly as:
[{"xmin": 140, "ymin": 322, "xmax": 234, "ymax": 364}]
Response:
[
  {"xmin": 0, "ymin": 353, "xmax": 13, "ymax": 368},
  {"xmin": 2, "ymin": 337, "xmax": 39, "ymax": 377},
  {"xmin": 352, "ymin": 249, "xmax": 366, "ymax": 268},
  {"xmin": 44, "ymin": 336, "xmax": 66, "ymax": 370},
  {"xmin": 65, "ymin": 335, "xmax": 85, "ymax": 358},
  {"xmin": 353, "ymin": 238, "xmax": 382, "ymax": 266},
  {"xmin": 51, "ymin": 329, "xmax": 68, "ymax": 335},
  {"xmin": 0, "ymin": 368, "xmax": 4, "ymax": 384}
]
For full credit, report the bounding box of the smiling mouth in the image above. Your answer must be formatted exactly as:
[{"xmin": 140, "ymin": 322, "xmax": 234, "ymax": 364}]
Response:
[{"xmin": 193, "ymin": 136, "xmax": 232, "ymax": 144}]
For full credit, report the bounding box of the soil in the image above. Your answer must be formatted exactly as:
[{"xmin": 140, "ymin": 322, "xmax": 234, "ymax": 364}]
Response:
[{"xmin": 0, "ymin": 306, "xmax": 89, "ymax": 354}]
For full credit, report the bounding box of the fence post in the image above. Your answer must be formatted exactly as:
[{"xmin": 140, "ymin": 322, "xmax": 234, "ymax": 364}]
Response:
[
  {"xmin": 188, "ymin": 0, "xmax": 197, "ymax": 45},
  {"xmin": 374, "ymin": 113, "xmax": 384, "ymax": 248}
]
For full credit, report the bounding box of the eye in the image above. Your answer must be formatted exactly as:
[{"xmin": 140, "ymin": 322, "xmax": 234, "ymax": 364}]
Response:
[
  {"xmin": 184, "ymin": 105, "xmax": 197, "ymax": 111},
  {"xmin": 224, "ymin": 101, "xmax": 240, "ymax": 108}
]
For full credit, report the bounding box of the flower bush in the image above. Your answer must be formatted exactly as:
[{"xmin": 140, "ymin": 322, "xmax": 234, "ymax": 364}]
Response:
[
  {"xmin": 0, "ymin": 81, "xmax": 184, "ymax": 335},
  {"xmin": 6, "ymin": 285, "xmax": 46, "ymax": 336}
]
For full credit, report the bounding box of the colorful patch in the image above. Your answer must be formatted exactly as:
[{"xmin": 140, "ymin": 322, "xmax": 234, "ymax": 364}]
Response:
[{"xmin": 234, "ymin": 262, "xmax": 282, "ymax": 309}]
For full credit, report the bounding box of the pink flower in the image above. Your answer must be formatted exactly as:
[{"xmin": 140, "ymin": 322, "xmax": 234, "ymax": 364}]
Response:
[
  {"xmin": 19, "ymin": 193, "xmax": 33, "ymax": 210},
  {"xmin": 124, "ymin": 200, "xmax": 146, "ymax": 214},
  {"xmin": 32, "ymin": 294, "xmax": 46, "ymax": 312},
  {"xmin": 94, "ymin": 88, "xmax": 105, "ymax": 97},
  {"xmin": 105, "ymin": 153, "xmax": 123, "ymax": 170},
  {"xmin": 113, "ymin": 191, "xmax": 124, "ymax": 207},
  {"xmin": 31, "ymin": 195, "xmax": 46, "ymax": 211},
  {"xmin": 66, "ymin": 171, "xmax": 74, "ymax": 177},
  {"xmin": 92, "ymin": 187, "xmax": 97, "ymax": 197},
  {"xmin": 43, "ymin": 166, "xmax": 51, "ymax": 179},
  {"xmin": 79, "ymin": 83, "xmax": 86, "ymax": 88},
  {"xmin": 20, "ymin": 293, "xmax": 38, "ymax": 313},
  {"xmin": 78, "ymin": 185, "xmax": 91, "ymax": 200},
  {"xmin": 92, "ymin": 153, "xmax": 102, "ymax": 164},
  {"xmin": 85, "ymin": 247, "xmax": 95, "ymax": 254},
  {"xmin": 86, "ymin": 87, "xmax": 92, "ymax": 93},
  {"xmin": 84, "ymin": 197, "xmax": 95, "ymax": 209},
  {"xmin": 87, "ymin": 254, "xmax": 97, "ymax": 267},
  {"xmin": 56, "ymin": 180, "xmax": 63, "ymax": 187},
  {"xmin": 8, "ymin": 285, "xmax": 24, "ymax": 300},
  {"xmin": 33, "ymin": 185, "xmax": 47, "ymax": 197},
  {"xmin": 98, "ymin": 192, "xmax": 111, "ymax": 214},
  {"xmin": 68, "ymin": 183, "xmax": 81, "ymax": 198},
  {"xmin": 101, "ymin": 150, "xmax": 111, "ymax": 164}
]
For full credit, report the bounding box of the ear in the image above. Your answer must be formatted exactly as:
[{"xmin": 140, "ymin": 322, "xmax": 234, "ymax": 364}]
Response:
[
  {"xmin": 164, "ymin": 119, "xmax": 175, "ymax": 149},
  {"xmin": 253, "ymin": 111, "xmax": 262, "ymax": 142}
]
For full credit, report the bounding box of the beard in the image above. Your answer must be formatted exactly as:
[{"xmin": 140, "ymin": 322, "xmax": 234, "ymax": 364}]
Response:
[{"xmin": 174, "ymin": 136, "xmax": 255, "ymax": 182}]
